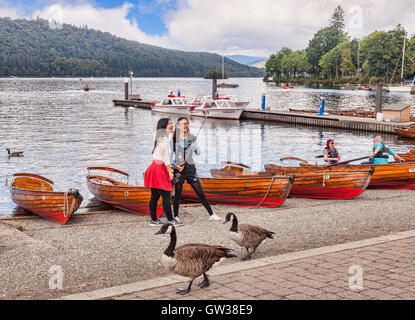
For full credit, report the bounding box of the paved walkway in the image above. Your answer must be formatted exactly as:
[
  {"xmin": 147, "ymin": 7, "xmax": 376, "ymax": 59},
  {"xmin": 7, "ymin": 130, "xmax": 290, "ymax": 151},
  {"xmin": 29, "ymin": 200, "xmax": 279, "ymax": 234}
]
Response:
[{"xmin": 60, "ymin": 230, "xmax": 415, "ymax": 300}]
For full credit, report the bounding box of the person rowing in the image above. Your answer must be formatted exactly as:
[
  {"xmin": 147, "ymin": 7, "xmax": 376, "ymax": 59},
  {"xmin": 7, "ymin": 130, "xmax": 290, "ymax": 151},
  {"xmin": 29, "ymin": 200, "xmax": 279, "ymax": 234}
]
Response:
[
  {"xmin": 366, "ymin": 136, "xmax": 404, "ymax": 164},
  {"xmin": 323, "ymin": 139, "xmax": 340, "ymax": 164}
]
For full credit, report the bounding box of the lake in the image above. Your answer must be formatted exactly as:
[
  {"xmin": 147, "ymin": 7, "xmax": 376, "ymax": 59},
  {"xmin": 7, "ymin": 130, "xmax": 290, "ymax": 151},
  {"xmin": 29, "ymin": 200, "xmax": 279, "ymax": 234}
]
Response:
[{"xmin": 1, "ymin": 77, "xmax": 414, "ymax": 216}]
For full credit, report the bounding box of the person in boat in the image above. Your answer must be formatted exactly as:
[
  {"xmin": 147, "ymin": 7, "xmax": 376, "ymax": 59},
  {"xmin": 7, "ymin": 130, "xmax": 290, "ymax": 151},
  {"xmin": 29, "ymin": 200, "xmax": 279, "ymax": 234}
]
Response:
[
  {"xmin": 168, "ymin": 91, "xmax": 174, "ymax": 97},
  {"xmin": 367, "ymin": 136, "xmax": 405, "ymax": 164},
  {"xmin": 171, "ymin": 117, "xmax": 221, "ymax": 221},
  {"xmin": 144, "ymin": 118, "xmax": 184, "ymax": 227},
  {"xmin": 323, "ymin": 139, "xmax": 340, "ymax": 164}
]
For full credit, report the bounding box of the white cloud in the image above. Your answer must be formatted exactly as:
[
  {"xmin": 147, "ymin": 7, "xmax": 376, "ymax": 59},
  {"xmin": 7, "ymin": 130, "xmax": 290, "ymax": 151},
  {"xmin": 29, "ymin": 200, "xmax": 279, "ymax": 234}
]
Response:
[
  {"xmin": 31, "ymin": 2, "xmax": 170, "ymax": 47},
  {"xmin": 1, "ymin": 0, "xmax": 415, "ymax": 57}
]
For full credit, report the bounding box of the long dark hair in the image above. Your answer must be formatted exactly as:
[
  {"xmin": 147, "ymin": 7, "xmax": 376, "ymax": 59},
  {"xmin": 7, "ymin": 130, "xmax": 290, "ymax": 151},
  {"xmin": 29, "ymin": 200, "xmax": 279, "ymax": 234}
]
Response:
[
  {"xmin": 152, "ymin": 118, "xmax": 170, "ymax": 154},
  {"xmin": 173, "ymin": 117, "xmax": 189, "ymax": 152}
]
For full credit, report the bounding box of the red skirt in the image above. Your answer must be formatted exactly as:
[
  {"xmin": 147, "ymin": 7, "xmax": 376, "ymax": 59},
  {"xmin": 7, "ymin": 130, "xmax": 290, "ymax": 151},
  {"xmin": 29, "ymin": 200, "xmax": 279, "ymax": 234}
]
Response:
[{"xmin": 144, "ymin": 160, "xmax": 172, "ymax": 192}]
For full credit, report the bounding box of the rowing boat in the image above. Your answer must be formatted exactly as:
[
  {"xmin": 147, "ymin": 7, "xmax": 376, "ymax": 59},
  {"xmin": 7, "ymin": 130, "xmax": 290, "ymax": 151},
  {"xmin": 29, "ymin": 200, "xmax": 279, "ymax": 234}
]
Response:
[
  {"xmin": 289, "ymin": 107, "xmax": 375, "ymax": 118},
  {"xmin": 211, "ymin": 164, "xmax": 373, "ymax": 199},
  {"xmin": 10, "ymin": 173, "xmax": 83, "ymax": 224},
  {"xmin": 86, "ymin": 167, "xmax": 163, "ymax": 217},
  {"xmin": 181, "ymin": 175, "xmax": 294, "ymax": 208},
  {"xmin": 268, "ymin": 162, "xmax": 415, "ymax": 189},
  {"xmin": 394, "ymin": 128, "xmax": 415, "ymax": 139}
]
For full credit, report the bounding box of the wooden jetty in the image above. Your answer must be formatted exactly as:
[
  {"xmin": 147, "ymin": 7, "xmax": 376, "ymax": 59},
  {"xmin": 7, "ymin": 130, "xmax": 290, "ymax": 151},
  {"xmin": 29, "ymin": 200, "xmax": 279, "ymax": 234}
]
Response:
[
  {"xmin": 113, "ymin": 99, "xmax": 413, "ymax": 134},
  {"xmin": 113, "ymin": 99, "xmax": 153, "ymax": 109},
  {"xmin": 241, "ymin": 109, "xmax": 414, "ymax": 134}
]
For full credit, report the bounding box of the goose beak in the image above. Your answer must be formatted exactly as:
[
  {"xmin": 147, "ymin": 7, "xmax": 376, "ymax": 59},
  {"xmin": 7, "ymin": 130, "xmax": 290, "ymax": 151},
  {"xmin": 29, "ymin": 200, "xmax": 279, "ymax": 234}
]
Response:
[{"xmin": 155, "ymin": 230, "xmax": 162, "ymax": 235}]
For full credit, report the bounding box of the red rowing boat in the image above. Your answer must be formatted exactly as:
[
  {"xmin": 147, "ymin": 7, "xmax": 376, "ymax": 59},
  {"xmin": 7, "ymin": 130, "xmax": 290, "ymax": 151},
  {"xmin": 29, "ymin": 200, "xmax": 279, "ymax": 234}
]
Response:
[
  {"xmin": 181, "ymin": 175, "xmax": 294, "ymax": 208},
  {"xmin": 211, "ymin": 163, "xmax": 373, "ymax": 199},
  {"xmin": 86, "ymin": 167, "xmax": 163, "ymax": 217},
  {"xmin": 10, "ymin": 173, "xmax": 83, "ymax": 224},
  {"xmin": 293, "ymin": 162, "xmax": 415, "ymax": 189}
]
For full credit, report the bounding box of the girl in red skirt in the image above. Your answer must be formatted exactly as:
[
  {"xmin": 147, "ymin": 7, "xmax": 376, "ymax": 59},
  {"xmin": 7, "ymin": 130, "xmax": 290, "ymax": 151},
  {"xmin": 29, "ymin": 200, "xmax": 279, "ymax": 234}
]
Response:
[{"xmin": 144, "ymin": 118, "xmax": 184, "ymax": 227}]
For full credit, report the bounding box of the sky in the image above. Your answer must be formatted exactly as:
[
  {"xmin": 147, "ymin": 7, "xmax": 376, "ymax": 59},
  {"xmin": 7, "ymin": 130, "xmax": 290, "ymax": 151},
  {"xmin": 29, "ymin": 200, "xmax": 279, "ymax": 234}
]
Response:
[{"xmin": 1, "ymin": 0, "xmax": 415, "ymax": 57}]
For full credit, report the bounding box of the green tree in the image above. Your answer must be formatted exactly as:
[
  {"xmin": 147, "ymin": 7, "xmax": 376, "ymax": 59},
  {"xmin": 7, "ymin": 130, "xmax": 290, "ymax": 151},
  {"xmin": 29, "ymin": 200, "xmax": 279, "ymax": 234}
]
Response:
[
  {"xmin": 330, "ymin": 5, "xmax": 345, "ymax": 34},
  {"xmin": 204, "ymin": 70, "xmax": 227, "ymax": 79},
  {"xmin": 319, "ymin": 41, "xmax": 356, "ymax": 79}
]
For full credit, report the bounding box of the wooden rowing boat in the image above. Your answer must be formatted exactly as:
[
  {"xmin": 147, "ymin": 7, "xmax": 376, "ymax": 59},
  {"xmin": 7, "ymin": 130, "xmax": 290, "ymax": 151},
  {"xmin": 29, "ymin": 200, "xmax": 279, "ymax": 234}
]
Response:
[
  {"xmin": 181, "ymin": 175, "xmax": 294, "ymax": 208},
  {"xmin": 10, "ymin": 173, "xmax": 83, "ymax": 224},
  {"xmin": 211, "ymin": 164, "xmax": 373, "ymax": 199},
  {"xmin": 289, "ymin": 107, "xmax": 375, "ymax": 118},
  {"xmin": 86, "ymin": 167, "xmax": 163, "ymax": 217},
  {"xmin": 394, "ymin": 128, "xmax": 415, "ymax": 139},
  {"xmin": 266, "ymin": 162, "xmax": 415, "ymax": 189}
]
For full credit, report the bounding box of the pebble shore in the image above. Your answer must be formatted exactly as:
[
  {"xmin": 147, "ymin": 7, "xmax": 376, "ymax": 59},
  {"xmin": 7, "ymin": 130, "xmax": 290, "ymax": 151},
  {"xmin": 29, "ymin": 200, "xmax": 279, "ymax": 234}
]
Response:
[{"xmin": 1, "ymin": 189, "xmax": 414, "ymax": 300}]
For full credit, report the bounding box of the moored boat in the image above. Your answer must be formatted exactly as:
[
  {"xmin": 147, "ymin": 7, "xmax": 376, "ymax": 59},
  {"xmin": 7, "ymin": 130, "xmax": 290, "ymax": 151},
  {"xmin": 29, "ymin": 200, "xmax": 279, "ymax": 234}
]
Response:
[
  {"xmin": 394, "ymin": 128, "xmax": 415, "ymax": 139},
  {"xmin": 289, "ymin": 107, "xmax": 375, "ymax": 118},
  {"xmin": 10, "ymin": 173, "xmax": 83, "ymax": 224},
  {"xmin": 217, "ymin": 83, "xmax": 239, "ymax": 88},
  {"xmin": 86, "ymin": 167, "xmax": 163, "ymax": 217},
  {"xmin": 181, "ymin": 175, "xmax": 294, "ymax": 208},
  {"xmin": 211, "ymin": 163, "xmax": 373, "ymax": 199},
  {"xmin": 151, "ymin": 96, "xmax": 191, "ymax": 115},
  {"xmin": 190, "ymin": 99, "xmax": 243, "ymax": 120},
  {"xmin": 193, "ymin": 94, "xmax": 249, "ymax": 108},
  {"xmin": 274, "ymin": 162, "xmax": 415, "ymax": 189}
]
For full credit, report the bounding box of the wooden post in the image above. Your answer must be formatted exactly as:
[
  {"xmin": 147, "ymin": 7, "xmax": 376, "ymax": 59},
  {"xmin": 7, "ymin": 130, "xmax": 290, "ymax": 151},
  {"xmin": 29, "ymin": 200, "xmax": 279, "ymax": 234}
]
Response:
[
  {"xmin": 124, "ymin": 79, "xmax": 129, "ymax": 100},
  {"xmin": 212, "ymin": 79, "xmax": 217, "ymax": 99},
  {"xmin": 375, "ymin": 84, "xmax": 383, "ymax": 114},
  {"xmin": 411, "ymin": 86, "xmax": 415, "ymax": 95}
]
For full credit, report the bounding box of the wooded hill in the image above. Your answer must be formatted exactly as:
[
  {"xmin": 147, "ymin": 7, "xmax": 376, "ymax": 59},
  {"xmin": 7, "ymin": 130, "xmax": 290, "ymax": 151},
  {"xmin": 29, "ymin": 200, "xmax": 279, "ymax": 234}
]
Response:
[{"xmin": 0, "ymin": 17, "xmax": 264, "ymax": 77}]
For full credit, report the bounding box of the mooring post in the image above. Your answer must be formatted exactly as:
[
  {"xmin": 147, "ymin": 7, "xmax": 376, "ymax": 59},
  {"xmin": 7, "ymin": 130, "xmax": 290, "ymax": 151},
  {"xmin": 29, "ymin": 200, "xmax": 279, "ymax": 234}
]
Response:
[
  {"xmin": 317, "ymin": 98, "xmax": 325, "ymax": 115},
  {"xmin": 124, "ymin": 78, "xmax": 129, "ymax": 100},
  {"xmin": 212, "ymin": 79, "xmax": 217, "ymax": 99},
  {"xmin": 261, "ymin": 93, "xmax": 266, "ymax": 110},
  {"xmin": 375, "ymin": 84, "xmax": 383, "ymax": 120}
]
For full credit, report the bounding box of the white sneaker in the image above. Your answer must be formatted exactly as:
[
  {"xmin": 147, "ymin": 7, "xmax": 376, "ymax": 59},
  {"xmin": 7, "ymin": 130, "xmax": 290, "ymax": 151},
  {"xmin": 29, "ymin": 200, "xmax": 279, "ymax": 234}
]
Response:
[
  {"xmin": 174, "ymin": 217, "xmax": 180, "ymax": 222},
  {"xmin": 209, "ymin": 214, "xmax": 221, "ymax": 221}
]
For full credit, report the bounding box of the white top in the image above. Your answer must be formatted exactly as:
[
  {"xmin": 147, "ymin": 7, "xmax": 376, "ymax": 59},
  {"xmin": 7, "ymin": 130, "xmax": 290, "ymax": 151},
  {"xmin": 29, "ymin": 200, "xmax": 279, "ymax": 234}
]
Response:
[{"xmin": 152, "ymin": 135, "xmax": 171, "ymax": 167}]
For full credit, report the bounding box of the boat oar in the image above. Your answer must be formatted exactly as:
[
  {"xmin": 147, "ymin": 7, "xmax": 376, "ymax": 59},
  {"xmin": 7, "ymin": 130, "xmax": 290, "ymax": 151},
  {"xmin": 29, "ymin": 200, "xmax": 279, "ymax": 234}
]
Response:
[
  {"xmin": 328, "ymin": 156, "xmax": 370, "ymax": 166},
  {"xmin": 221, "ymin": 161, "xmax": 251, "ymax": 169},
  {"xmin": 280, "ymin": 157, "xmax": 308, "ymax": 163},
  {"xmin": 315, "ymin": 155, "xmax": 324, "ymax": 158}
]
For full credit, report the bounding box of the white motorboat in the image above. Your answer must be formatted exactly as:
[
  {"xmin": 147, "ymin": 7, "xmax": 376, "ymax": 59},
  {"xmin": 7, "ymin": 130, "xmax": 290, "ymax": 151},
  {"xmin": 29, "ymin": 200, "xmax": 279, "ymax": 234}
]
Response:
[
  {"xmin": 151, "ymin": 96, "xmax": 191, "ymax": 115},
  {"xmin": 192, "ymin": 94, "xmax": 249, "ymax": 109},
  {"xmin": 190, "ymin": 99, "xmax": 243, "ymax": 120}
]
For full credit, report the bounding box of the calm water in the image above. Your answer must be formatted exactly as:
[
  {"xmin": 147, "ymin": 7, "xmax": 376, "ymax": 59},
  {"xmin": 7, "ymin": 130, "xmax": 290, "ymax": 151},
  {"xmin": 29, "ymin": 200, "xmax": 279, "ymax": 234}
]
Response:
[{"xmin": 1, "ymin": 77, "xmax": 415, "ymax": 216}]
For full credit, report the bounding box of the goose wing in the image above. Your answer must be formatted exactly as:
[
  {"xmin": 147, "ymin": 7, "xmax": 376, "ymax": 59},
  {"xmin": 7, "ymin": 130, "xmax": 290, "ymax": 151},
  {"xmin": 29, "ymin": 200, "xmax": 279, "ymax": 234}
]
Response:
[
  {"xmin": 238, "ymin": 224, "xmax": 274, "ymax": 248},
  {"xmin": 173, "ymin": 243, "xmax": 233, "ymax": 276}
]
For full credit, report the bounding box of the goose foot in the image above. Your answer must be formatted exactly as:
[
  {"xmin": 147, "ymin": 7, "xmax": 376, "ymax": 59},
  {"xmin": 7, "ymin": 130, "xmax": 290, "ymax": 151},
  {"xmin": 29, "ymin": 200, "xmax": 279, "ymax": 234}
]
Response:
[
  {"xmin": 176, "ymin": 280, "xmax": 193, "ymax": 295},
  {"xmin": 176, "ymin": 288, "xmax": 190, "ymax": 295},
  {"xmin": 198, "ymin": 273, "xmax": 210, "ymax": 288},
  {"xmin": 241, "ymin": 254, "xmax": 252, "ymax": 261}
]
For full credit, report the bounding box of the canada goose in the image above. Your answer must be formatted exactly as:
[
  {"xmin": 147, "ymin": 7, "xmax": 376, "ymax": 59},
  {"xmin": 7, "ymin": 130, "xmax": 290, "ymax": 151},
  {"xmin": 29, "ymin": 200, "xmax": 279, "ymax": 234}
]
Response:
[
  {"xmin": 155, "ymin": 224, "xmax": 237, "ymax": 295},
  {"xmin": 6, "ymin": 148, "xmax": 24, "ymax": 158},
  {"xmin": 223, "ymin": 212, "xmax": 275, "ymax": 261}
]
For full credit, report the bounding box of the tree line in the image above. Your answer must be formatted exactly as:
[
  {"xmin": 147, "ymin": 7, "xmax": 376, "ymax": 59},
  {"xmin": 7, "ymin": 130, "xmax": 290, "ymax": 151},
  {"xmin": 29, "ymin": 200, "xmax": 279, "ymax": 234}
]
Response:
[
  {"xmin": 265, "ymin": 6, "xmax": 415, "ymax": 84},
  {"xmin": 0, "ymin": 17, "xmax": 264, "ymax": 78}
]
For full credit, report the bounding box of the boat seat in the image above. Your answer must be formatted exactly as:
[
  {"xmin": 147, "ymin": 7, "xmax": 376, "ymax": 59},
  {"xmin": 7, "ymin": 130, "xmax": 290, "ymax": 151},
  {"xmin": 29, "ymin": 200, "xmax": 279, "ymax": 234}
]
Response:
[{"xmin": 12, "ymin": 176, "xmax": 53, "ymax": 191}]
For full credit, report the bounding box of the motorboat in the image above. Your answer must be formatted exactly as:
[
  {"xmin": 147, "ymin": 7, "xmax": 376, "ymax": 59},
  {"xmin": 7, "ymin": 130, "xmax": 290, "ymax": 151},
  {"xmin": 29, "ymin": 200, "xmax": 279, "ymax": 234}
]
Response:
[
  {"xmin": 190, "ymin": 99, "xmax": 243, "ymax": 120},
  {"xmin": 151, "ymin": 96, "xmax": 192, "ymax": 115},
  {"xmin": 193, "ymin": 94, "xmax": 249, "ymax": 108}
]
